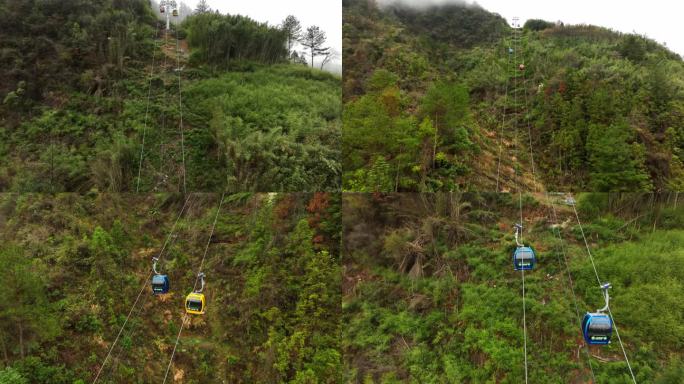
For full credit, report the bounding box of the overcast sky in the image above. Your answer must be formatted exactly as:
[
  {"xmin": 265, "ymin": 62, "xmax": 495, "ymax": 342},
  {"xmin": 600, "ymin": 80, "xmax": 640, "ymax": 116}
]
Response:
[
  {"xmin": 379, "ymin": 0, "xmax": 684, "ymax": 57},
  {"xmin": 180, "ymin": 0, "xmax": 342, "ymax": 73}
]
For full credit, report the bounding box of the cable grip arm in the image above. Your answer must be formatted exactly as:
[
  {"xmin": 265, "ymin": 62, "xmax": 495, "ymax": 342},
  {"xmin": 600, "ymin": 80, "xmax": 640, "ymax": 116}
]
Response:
[
  {"xmin": 514, "ymin": 223, "xmax": 524, "ymax": 247},
  {"xmin": 598, "ymin": 283, "xmax": 611, "ymax": 313},
  {"xmin": 153, "ymin": 257, "xmax": 160, "ymax": 275},
  {"xmin": 196, "ymin": 272, "xmax": 206, "ymax": 293}
]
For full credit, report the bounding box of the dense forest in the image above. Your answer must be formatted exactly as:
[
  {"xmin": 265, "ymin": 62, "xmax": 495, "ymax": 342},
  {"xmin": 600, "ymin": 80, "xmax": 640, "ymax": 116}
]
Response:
[
  {"xmin": 343, "ymin": 192, "xmax": 684, "ymax": 382},
  {"xmin": 0, "ymin": 0, "xmax": 341, "ymax": 192},
  {"xmin": 0, "ymin": 192, "xmax": 342, "ymax": 383},
  {"xmin": 342, "ymin": 0, "xmax": 684, "ymax": 192}
]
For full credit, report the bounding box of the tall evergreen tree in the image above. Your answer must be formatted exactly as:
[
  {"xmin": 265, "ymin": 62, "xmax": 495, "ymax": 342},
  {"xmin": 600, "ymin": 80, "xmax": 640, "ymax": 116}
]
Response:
[
  {"xmin": 300, "ymin": 25, "xmax": 329, "ymax": 68},
  {"xmin": 586, "ymin": 121, "xmax": 652, "ymax": 191},
  {"xmin": 195, "ymin": 0, "xmax": 211, "ymax": 13},
  {"xmin": 281, "ymin": 15, "xmax": 302, "ymax": 57}
]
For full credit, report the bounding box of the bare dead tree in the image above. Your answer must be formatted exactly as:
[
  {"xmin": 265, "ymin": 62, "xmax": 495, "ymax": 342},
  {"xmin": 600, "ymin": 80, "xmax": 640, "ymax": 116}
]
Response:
[{"xmin": 320, "ymin": 47, "xmax": 339, "ymax": 70}]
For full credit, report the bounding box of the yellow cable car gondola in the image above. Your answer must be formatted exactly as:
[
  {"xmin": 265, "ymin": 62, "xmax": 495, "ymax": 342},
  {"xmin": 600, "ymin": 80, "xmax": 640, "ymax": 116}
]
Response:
[
  {"xmin": 185, "ymin": 272, "xmax": 206, "ymax": 315},
  {"xmin": 172, "ymin": 9, "xmax": 179, "ymax": 17},
  {"xmin": 185, "ymin": 292, "xmax": 205, "ymax": 314}
]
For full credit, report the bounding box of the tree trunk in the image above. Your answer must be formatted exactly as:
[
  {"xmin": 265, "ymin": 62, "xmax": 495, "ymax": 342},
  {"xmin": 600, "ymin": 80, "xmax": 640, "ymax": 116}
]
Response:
[
  {"xmin": 0, "ymin": 334, "xmax": 9, "ymax": 365},
  {"xmin": 18, "ymin": 322, "xmax": 24, "ymax": 359}
]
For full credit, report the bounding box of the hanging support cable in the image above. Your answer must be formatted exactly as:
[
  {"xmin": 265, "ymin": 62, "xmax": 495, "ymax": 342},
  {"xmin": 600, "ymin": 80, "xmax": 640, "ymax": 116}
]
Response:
[
  {"xmin": 549, "ymin": 198, "xmax": 597, "ymax": 383},
  {"xmin": 104, "ymin": 226, "xmax": 185, "ymax": 381},
  {"xmin": 518, "ymin": 196, "xmax": 529, "ymax": 384},
  {"xmin": 159, "ymin": 28, "xmax": 170, "ymax": 181},
  {"xmin": 136, "ymin": 22, "xmax": 161, "ymax": 192},
  {"xmin": 513, "ymin": 21, "xmax": 528, "ymax": 381},
  {"xmin": 571, "ymin": 198, "xmax": 637, "ymax": 383},
  {"xmin": 496, "ymin": 28, "xmax": 514, "ymax": 191},
  {"xmin": 162, "ymin": 193, "xmax": 225, "ymax": 384},
  {"xmin": 519, "ymin": 29, "xmax": 538, "ymax": 190},
  {"xmin": 174, "ymin": 19, "xmax": 187, "ymax": 194},
  {"xmin": 521, "ymin": 268, "xmax": 528, "ymax": 384},
  {"xmin": 92, "ymin": 195, "xmax": 192, "ymax": 384}
]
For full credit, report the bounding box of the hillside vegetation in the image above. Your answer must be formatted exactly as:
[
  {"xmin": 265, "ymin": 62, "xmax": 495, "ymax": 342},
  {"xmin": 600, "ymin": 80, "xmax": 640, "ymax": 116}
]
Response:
[
  {"xmin": 0, "ymin": 192, "xmax": 342, "ymax": 383},
  {"xmin": 342, "ymin": 192, "xmax": 684, "ymax": 383},
  {"xmin": 0, "ymin": 0, "xmax": 341, "ymax": 192},
  {"xmin": 342, "ymin": 0, "xmax": 684, "ymax": 192}
]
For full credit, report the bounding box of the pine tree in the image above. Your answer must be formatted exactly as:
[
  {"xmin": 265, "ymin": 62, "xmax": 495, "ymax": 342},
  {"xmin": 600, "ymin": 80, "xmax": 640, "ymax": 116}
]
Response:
[
  {"xmin": 420, "ymin": 82, "xmax": 471, "ymax": 150},
  {"xmin": 300, "ymin": 25, "xmax": 329, "ymax": 68},
  {"xmin": 586, "ymin": 121, "xmax": 652, "ymax": 191},
  {"xmin": 281, "ymin": 15, "xmax": 302, "ymax": 56},
  {"xmin": 195, "ymin": 0, "xmax": 211, "ymax": 13}
]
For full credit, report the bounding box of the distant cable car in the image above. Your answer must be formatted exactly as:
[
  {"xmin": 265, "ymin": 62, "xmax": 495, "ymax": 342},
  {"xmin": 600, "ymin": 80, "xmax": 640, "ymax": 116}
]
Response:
[
  {"xmin": 512, "ymin": 224, "xmax": 536, "ymax": 270},
  {"xmin": 582, "ymin": 283, "xmax": 613, "ymax": 345},
  {"xmin": 172, "ymin": 9, "xmax": 178, "ymax": 17},
  {"xmin": 508, "ymin": 47, "xmax": 514, "ymax": 55},
  {"xmin": 185, "ymin": 272, "xmax": 206, "ymax": 315},
  {"xmin": 151, "ymin": 257, "xmax": 170, "ymax": 294},
  {"xmin": 519, "ymin": 64, "xmax": 526, "ymax": 71},
  {"xmin": 160, "ymin": 6, "xmax": 165, "ymax": 13}
]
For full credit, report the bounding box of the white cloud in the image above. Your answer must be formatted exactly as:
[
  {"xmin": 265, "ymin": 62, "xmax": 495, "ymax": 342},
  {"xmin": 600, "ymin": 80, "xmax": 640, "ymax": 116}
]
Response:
[
  {"xmin": 376, "ymin": 0, "xmax": 469, "ymax": 8},
  {"xmin": 473, "ymin": 0, "xmax": 684, "ymax": 57},
  {"xmin": 371, "ymin": 0, "xmax": 684, "ymax": 57}
]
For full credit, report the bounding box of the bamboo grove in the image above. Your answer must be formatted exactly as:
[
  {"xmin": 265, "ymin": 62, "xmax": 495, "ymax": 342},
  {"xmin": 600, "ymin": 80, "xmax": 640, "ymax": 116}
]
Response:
[{"xmin": 183, "ymin": 12, "xmax": 288, "ymax": 67}]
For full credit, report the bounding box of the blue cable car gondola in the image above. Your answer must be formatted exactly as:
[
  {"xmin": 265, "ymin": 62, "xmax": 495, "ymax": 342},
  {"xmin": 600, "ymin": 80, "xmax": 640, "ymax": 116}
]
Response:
[
  {"xmin": 152, "ymin": 274, "xmax": 170, "ymax": 294},
  {"xmin": 582, "ymin": 283, "xmax": 613, "ymax": 345},
  {"xmin": 512, "ymin": 224, "xmax": 536, "ymax": 270},
  {"xmin": 513, "ymin": 246, "xmax": 536, "ymax": 270},
  {"xmin": 151, "ymin": 257, "xmax": 170, "ymax": 294},
  {"xmin": 582, "ymin": 313, "xmax": 612, "ymax": 345}
]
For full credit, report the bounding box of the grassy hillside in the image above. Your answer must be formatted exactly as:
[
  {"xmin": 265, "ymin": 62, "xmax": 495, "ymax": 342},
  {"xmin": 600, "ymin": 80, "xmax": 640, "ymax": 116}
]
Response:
[
  {"xmin": 0, "ymin": 193, "xmax": 342, "ymax": 383},
  {"xmin": 0, "ymin": 1, "xmax": 341, "ymax": 192},
  {"xmin": 342, "ymin": 192, "xmax": 684, "ymax": 383},
  {"xmin": 342, "ymin": 0, "xmax": 684, "ymax": 192}
]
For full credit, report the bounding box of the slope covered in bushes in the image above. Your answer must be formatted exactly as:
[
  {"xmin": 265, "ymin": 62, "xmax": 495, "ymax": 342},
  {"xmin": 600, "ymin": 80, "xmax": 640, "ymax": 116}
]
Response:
[
  {"xmin": 0, "ymin": 192, "xmax": 342, "ymax": 383},
  {"xmin": 0, "ymin": 1, "xmax": 341, "ymax": 192},
  {"xmin": 342, "ymin": 0, "xmax": 684, "ymax": 192},
  {"xmin": 342, "ymin": 192, "xmax": 684, "ymax": 382}
]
